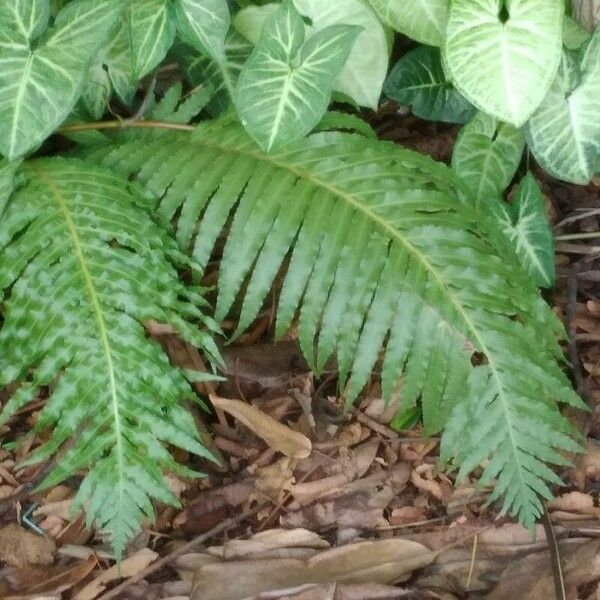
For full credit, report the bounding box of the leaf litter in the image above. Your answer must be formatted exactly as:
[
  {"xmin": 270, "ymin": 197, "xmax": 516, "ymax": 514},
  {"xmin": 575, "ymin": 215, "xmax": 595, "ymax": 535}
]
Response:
[{"xmin": 1, "ymin": 117, "xmax": 600, "ymax": 600}]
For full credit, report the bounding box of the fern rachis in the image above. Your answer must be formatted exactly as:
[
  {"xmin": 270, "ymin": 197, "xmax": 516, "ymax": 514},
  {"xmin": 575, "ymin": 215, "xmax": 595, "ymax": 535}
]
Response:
[{"xmin": 82, "ymin": 117, "xmax": 585, "ymax": 527}]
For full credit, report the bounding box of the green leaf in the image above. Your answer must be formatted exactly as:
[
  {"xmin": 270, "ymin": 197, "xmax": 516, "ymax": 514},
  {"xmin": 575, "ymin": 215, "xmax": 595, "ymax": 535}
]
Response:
[
  {"xmin": 0, "ymin": 0, "xmax": 122, "ymax": 159},
  {"xmin": 235, "ymin": 1, "xmax": 359, "ymax": 151},
  {"xmin": 525, "ymin": 29, "xmax": 600, "ymax": 184},
  {"xmin": 495, "ymin": 173, "xmax": 555, "ymax": 288},
  {"xmin": 366, "ymin": 0, "xmax": 447, "ymax": 46},
  {"xmin": 563, "ymin": 14, "xmax": 591, "ymax": 49},
  {"xmin": 0, "ymin": 159, "xmax": 21, "ymax": 217},
  {"xmin": 233, "ymin": 3, "xmax": 279, "ymax": 43},
  {"xmin": 81, "ymin": 21, "xmax": 137, "ymax": 119},
  {"xmin": 173, "ymin": 0, "xmax": 231, "ymax": 61},
  {"xmin": 176, "ymin": 30, "xmax": 253, "ymax": 115},
  {"xmin": 292, "ymin": 0, "xmax": 389, "ymax": 109},
  {"xmin": 0, "ymin": 158, "xmax": 220, "ymax": 556},
  {"xmin": 128, "ymin": 0, "xmax": 176, "ymax": 79},
  {"xmin": 443, "ymin": 0, "xmax": 564, "ymax": 127},
  {"xmin": 452, "ymin": 111, "xmax": 525, "ymax": 209},
  {"xmin": 86, "ymin": 117, "xmax": 583, "ymax": 528},
  {"xmin": 149, "ymin": 81, "xmax": 213, "ymax": 124},
  {"xmin": 384, "ymin": 45, "xmax": 476, "ymax": 124}
]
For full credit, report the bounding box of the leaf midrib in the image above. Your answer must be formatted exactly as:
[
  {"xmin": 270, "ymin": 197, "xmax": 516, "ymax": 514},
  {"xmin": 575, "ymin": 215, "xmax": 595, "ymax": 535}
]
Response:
[
  {"xmin": 32, "ymin": 164, "xmax": 126, "ymax": 513},
  {"xmin": 189, "ymin": 135, "xmax": 528, "ymax": 504}
]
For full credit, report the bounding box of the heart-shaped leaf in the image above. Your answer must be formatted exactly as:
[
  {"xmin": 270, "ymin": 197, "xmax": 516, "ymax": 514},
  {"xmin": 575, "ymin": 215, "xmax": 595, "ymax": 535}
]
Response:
[
  {"xmin": 366, "ymin": 0, "xmax": 447, "ymax": 46},
  {"xmin": 443, "ymin": 0, "xmax": 563, "ymax": 127},
  {"xmin": 452, "ymin": 111, "xmax": 524, "ymax": 209},
  {"xmin": 525, "ymin": 29, "xmax": 600, "ymax": 184},
  {"xmin": 0, "ymin": 0, "xmax": 122, "ymax": 159},
  {"xmin": 384, "ymin": 46, "xmax": 475, "ymax": 124},
  {"xmin": 129, "ymin": 0, "xmax": 176, "ymax": 79},
  {"xmin": 293, "ymin": 0, "xmax": 389, "ymax": 109},
  {"xmin": 234, "ymin": 4, "xmax": 279, "ymax": 43},
  {"xmin": 173, "ymin": 0, "xmax": 230, "ymax": 61},
  {"xmin": 235, "ymin": 1, "xmax": 359, "ymax": 151},
  {"xmin": 496, "ymin": 173, "xmax": 555, "ymax": 288}
]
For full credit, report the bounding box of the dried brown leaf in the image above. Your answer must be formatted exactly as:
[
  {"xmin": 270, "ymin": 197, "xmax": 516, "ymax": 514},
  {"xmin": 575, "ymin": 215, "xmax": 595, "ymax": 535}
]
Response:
[
  {"xmin": 0, "ymin": 523, "xmax": 55, "ymax": 568},
  {"xmin": 484, "ymin": 539, "xmax": 600, "ymax": 600},
  {"xmin": 210, "ymin": 395, "xmax": 311, "ymax": 458},
  {"xmin": 74, "ymin": 548, "xmax": 158, "ymax": 600},
  {"xmin": 191, "ymin": 538, "xmax": 434, "ymax": 600}
]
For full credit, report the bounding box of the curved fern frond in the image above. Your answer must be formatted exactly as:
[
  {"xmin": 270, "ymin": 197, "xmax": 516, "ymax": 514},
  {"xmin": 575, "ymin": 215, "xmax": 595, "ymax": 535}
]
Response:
[
  {"xmin": 85, "ymin": 119, "xmax": 584, "ymax": 526},
  {"xmin": 0, "ymin": 159, "xmax": 221, "ymax": 555}
]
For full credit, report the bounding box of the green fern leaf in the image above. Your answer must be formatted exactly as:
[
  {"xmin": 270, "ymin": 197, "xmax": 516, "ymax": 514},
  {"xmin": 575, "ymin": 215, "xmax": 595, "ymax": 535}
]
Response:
[
  {"xmin": 0, "ymin": 159, "xmax": 221, "ymax": 556},
  {"xmin": 85, "ymin": 118, "xmax": 585, "ymax": 527}
]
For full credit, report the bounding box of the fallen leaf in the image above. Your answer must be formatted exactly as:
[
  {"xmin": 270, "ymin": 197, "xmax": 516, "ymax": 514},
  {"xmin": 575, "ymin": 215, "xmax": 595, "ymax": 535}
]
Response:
[
  {"xmin": 249, "ymin": 456, "xmax": 295, "ymax": 504},
  {"xmin": 207, "ymin": 528, "xmax": 329, "ymax": 558},
  {"xmin": 549, "ymin": 491, "xmax": 600, "ymax": 517},
  {"xmin": 191, "ymin": 538, "xmax": 434, "ymax": 600},
  {"xmin": 1, "ymin": 556, "xmax": 97, "ymax": 598},
  {"xmin": 485, "ymin": 539, "xmax": 600, "ymax": 599},
  {"xmin": 410, "ymin": 465, "xmax": 444, "ymax": 502},
  {"xmin": 281, "ymin": 489, "xmax": 392, "ymax": 530},
  {"xmin": 0, "ymin": 523, "xmax": 55, "ymax": 568},
  {"xmin": 173, "ymin": 480, "xmax": 253, "ymax": 536},
  {"xmin": 74, "ymin": 548, "xmax": 158, "ymax": 600},
  {"xmin": 210, "ymin": 395, "xmax": 312, "ymax": 458}
]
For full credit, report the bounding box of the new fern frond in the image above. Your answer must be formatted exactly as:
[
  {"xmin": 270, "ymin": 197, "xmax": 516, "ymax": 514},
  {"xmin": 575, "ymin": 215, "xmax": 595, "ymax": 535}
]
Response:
[
  {"xmin": 0, "ymin": 158, "xmax": 221, "ymax": 555},
  {"xmin": 84, "ymin": 118, "xmax": 585, "ymax": 527}
]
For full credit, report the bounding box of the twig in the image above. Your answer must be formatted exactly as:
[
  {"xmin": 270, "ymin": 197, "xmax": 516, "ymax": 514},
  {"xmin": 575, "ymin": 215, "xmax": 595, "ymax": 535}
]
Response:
[
  {"xmin": 466, "ymin": 533, "xmax": 478, "ymax": 590},
  {"xmin": 57, "ymin": 120, "xmax": 194, "ymax": 134},
  {"xmin": 566, "ymin": 260, "xmax": 586, "ymax": 401},
  {"xmin": 97, "ymin": 502, "xmax": 268, "ymax": 600},
  {"xmin": 541, "ymin": 503, "xmax": 567, "ymax": 600}
]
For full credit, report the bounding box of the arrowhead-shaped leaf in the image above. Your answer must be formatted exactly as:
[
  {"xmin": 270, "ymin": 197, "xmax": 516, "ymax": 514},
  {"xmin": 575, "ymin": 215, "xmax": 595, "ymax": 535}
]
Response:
[
  {"xmin": 366, "ymin": 0, "xmax": 447, "ymax": 46},
  {"xmin": 0, "ymin": 0, "xmax": 122, "ymax": 159},
  {"xmin": 129, "ymin": 0, "xmax": 176, "ymax": 79},
  {"xmin": 443, "ymin": 0, "xmax": 563, "ymax": 127},
  {"xmin": 452, "ymin": 111, "xmax": 524, "ymax": 209},
  {"xmin": 235, "ymin": 1, "xmax": 359, "ymax": 151},
  {"xmin": 496, "ymin": 173, "xmax": 555, "ymax": 288},
  {"xmin": 173, "ymin": 0, "xmax": 230, "ymax": 61},
  {"xmin": 293, "ymin": 0, "xmax": 389, "ymax": 109},
  {"xmin": 384, "ymin": 45, "xmax": 475, "ymax": 124},
  {"xmin": 525, "ymin": 29, "xmax": 600, "ymax": 184}
]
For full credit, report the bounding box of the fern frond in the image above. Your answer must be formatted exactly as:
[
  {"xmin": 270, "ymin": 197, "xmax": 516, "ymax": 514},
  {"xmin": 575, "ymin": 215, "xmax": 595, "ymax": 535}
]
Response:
[
  {"xmin": 0, "ymin": 159, "xmax": 221, "ymax": 555},
  {"xmin": 84, "ymin": 119, "xmax": 584, "ymax": 526}
]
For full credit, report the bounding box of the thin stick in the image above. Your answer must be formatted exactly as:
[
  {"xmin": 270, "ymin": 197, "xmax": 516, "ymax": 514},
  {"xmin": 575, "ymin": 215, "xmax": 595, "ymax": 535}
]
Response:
[
  {"xmin": 97, "ymin": 503, "xmax": 267, "ymax": 600},
  {"xmin": 57, "ymin": 120, "xmax": 194, "ymax": 134},
  {"xmin": 556, "ymin": 232, "xmax": 600, "ymax": 241},
  {"xmin": 466, "ymin": 533, "xmax": 478, "ymax": 590},
  {"xmin": 541, "ymin": 503, "xmax": 567, "ymax": 600}
]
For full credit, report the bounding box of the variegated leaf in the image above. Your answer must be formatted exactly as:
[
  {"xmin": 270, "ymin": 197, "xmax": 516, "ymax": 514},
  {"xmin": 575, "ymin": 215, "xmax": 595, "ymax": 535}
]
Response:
[
  {"xmin": 235, "ymin": 1, "xmax": 359, "ymax": 151},
  {"xmin": 443, "ymin": 0, "xmax": 563, "ymax": 127},
  {"xmin": 525, "ymin": 29, "xmax": 600, "ymax": 184},
  {"xmin": 496, "ymin": 173, "xmax": 555, "ymax": 288},
  {"xmin": 0, "ymin": 0, "xmax": 122, "ymax": 159},
  {"xmin": 366, "ymin": 0, "xmax": 447, "ymax": 46},
  {"xmin": 452, "ymin": 111, "xmax": 524, "ymax": 209},
  {"xmin": 173, "ymin": 0, "xmax": 230, "ymax": 61},
  {"xmin": 129, "ymin": 0, "xmax": 176, "ymax": 79}
]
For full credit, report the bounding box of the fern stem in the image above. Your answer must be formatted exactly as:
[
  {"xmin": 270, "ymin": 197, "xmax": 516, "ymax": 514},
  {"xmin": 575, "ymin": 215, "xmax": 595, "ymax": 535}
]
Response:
[{"xmin": 57, "ymin": 120, "xmax": 195, "ymax": 134}]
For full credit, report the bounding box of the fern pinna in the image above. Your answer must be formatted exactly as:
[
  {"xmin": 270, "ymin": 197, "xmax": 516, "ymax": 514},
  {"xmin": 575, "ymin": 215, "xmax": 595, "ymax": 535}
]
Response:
[
  {"xmin": 84, "ymin": 118, "xmax": 584, "ymax": 528},
  {"xmin": 0, "ymin": 159, "xmax": 221, "ymax": 555}
]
